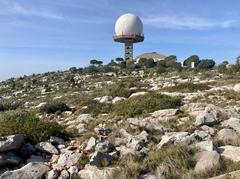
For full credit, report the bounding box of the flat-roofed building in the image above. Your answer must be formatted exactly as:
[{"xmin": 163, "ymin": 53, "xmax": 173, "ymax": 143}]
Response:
[{"xmin": 135, "ymin": 52, "xmax": 166, "ymax": 62}]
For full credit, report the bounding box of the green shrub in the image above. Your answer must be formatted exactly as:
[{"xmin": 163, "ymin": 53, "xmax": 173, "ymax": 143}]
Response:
[
  {"xmin": 81, "ymin": 99, "xmax": 112, "ymax": 117},
  {"xmin": 162, "ymin": 83, "xmax": 211, "ymax": 93},
  {"xmin": 108, "ymin": 82, "xmax": 135, "ymax": 98},
  {"xmin": 111, "ymin": 155, "xmax": 142, "ymax": 179},
  {"xmin": 143, "ymin": 145, "xmax": 197, "ymax": 178},
  {"xmin": 0, "ymin": 110, "xmax": 68, "ymax": 143},
  {"xmin": 0, "ymin": 110, "xmax": 29, "ymax": 121},
  {"xmin": 198, "ymin": 59, "xmax": 216, "ymax": 69},
  {"xmin": 40, "ymin": 100, "xmax": 71, "ymax": 114},
  {"xmin": 183, "ymin": 55, "xmax": 200, "ymax": 68},
  {"xmin": 144, "ymin": 145, "xmax": 196, "ymax": 171},
  {"xmin": 156, "ymin": 66, "xmax": 167, "ymax": 74},
  {"xmin": 113, "ymin": 93, "xmax": 182, "ymax": 117},
  {"xmin": 0, "ymin": 100, "xmax": 22, "ymax": 111},
  {"xmin": 138, "ymin": 58, "xmax": 156, "ymax": 68},
  {"xmin": 112, "ymin": 145, "xmax": 197, "ymax": 179}
]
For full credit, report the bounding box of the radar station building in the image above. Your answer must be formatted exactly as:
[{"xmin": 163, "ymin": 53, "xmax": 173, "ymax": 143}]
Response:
[{"xmin": 113, "ymin": 13, "xmax": 144, "ymax": 62}]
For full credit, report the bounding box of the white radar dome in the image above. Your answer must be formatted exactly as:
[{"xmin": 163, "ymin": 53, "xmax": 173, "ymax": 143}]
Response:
[{"xmin": 115, "ymin": 13, "xmax": 143, "ymax": 36}]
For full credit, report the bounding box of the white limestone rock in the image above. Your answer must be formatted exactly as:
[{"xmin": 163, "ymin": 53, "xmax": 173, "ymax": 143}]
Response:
[
  {"xmin": 0, "ymin": 134, "xmax": 25, "ymax": 152},
  {"xmin": 194, "ymin": 151, "xmax": 220, "ymax": 173},
  {"xmin": 0, "ymin": 162, "xmax": 50, "ymax": 179},
  {"xmin": 35, "ymin": 142, "xmax": 59, "ymax": 154}
]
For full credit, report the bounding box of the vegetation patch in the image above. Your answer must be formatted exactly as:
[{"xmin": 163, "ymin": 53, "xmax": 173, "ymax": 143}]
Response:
[
  {"xmin": 0, "ymin": 110, "xmax": 69, "ymax": 143},
  {"xmin": 107, "ymin": 82, "xmax": 135, "ymax": 98},
  {"xmin": 111, "ymin": 155, "xmax": 142, "ymax": 179},
  {"xmin": 162, "ymin": 82, "xmax": 211, "ymax": 93},
  {"xmin": 113, "ymin": 93, "xmax": 182, "ymax": 118},
  {"xmin": 0, "ymin": 100, "xmax": 22, "ymax": 112},
  {"xmin": 143, "ymin": 145, "xmax": 196, "ymax": 177},
  {"xmin": 80, "ymin": 99, "xmax": 112, "ymax": 117},
  {"xmin": 40, "ymin": 100, "xmax": 71, "ymax": 114},
  {"xmin": 112, "ymin": 145, "xmax": 197, "ymax": 179}
]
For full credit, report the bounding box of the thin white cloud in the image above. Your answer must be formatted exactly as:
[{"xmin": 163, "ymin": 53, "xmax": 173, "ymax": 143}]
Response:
[
  {"xmin": 0, "ymin": 1, "xmax": 64, "ymax": 20},
  {"xmin": 143, "ymin": 15, "xmax": 237, "ymax": 30}
]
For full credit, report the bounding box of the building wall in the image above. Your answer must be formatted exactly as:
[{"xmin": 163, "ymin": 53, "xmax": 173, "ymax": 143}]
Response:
[{"xmin": 135, "ymin": 57, "xmax": 165, "ymax": 63}]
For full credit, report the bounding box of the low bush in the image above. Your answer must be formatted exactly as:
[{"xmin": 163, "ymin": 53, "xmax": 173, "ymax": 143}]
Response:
[
  {"xmin": 111, "ymin": 155, "xmax": 142, "ymax": 179},
  {"xmin": 112, "ymin": 145, "xmax": 197, "ymax": 179},
  {"xmin": 108, "ymin": 82, "xmax": 135, "ymax": 98},
  {"xmin": 40, "ymin": 100, "xmax": 71, "ymax": 114},
  {"xmin": 162, "ymin": 82, "xmax": 211, "ymax": 93},
  {"xmin": 143, "ymin": 145, "xmax": 196, "ymax": 175},
  {"xmin": 80, "ymin": 99, "xmax": 112, "ymax": 117},
  {"xmin": 77, "ymin": 154, "xmax": 89, "ymax": 170},
  {"xmin": 113, "ymin": 93, "xmax": 182, "ymax": 117},
  {"xmin": 0, "ymin": 100, "xmax": 22, "ymax": 111},
  {"xmin": 0, "ymin": 109, "xmax": 29, "ymax": 121},
  {"xmin": 0, "ymin": 110, "xmax": 69, "ymax": 143}
]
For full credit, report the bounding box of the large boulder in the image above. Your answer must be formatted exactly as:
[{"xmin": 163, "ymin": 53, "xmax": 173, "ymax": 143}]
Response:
[
  {"xmin": 209, "ymin": 170, "xmax": 240, "ymax": 179},
  {"xmin": 0, "ymin": 153, "xmax": 22, "ymax": 166},
  {"xmin": 151, "ymin": 109, "xmax": 179, "ymax": 122},
  {"xmin": 221, "ymin": 118, "xmax": 240, "ymax": 133},
  {"xmin": 201, "ymin": 125, "xmax": 217, "ymax": 136},
  {"xmin": 89, "ymin": 151, "xmax": 113, "ymax": 167},
  {"xmin": 112, "ymin": 97, "xmax": 126, "ymax": 104},
  {"xmin": 195, "ymin": 107, "xmax": 218, "ymax": 126},
  {"xmin": 194, "ymin": 151, "xmax": 220, "ymax": 173},
  {"xmin": 57, "ymin": 151, "xmax": 82, "ymax": 168},
  {"xmin": 195, "ymin": 140, "xmax": 213, "ymax": 151},
  {"xmin": 157, "ymin": 132, "xmax": 195, "ymax": 148},
  {"xmin": 185, "ymin": 103, "xmax": 240, "ymax": 119},
  {"xmin": 233, "ymin": 83, "xmax": 240, "ymax": 92},
  {"xmin": 0, "ymin": 134, "xmax": 25, "ymax": 152},
  {"xmin": 35, "ymin": 142, "xmax": 59, "ymax": 154},
  {"xmin": 129, "ymin": 92, "xmax": 148, "ymax": 98},
  {"xmin": 218, "ymin": 145, "xmax": 240, "ymax": 162},
  {"xmin": 117, "ymin": 130, "xmax": 151, "ymax": 157},
  {"xmin": 194, "ymin": 130, "xmax": 211, "ymax": 140},
  {"xmin": 217, "ymin": 128, "xmax": 239, "ymax": 143},
  {"xmin": 127, "ymin": 118, "xmax": 171, "ymax": 132},
  {"xmin": 0, "ymin": 162, "xmax": 50, "ymax": 179},
  {"xmin": 78, "ymin": 164, "xmax": 114, "ymax": 179},
  {"xmin": 183, "ymin": 103, "xmax": 207, "ymax": 117},
  {"xmin": 76, "ymin": 114, "xmax": 94, "ymax": 123}
]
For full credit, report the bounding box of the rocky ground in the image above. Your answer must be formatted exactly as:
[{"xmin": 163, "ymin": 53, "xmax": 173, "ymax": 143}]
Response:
[{"xmin": 0, "ymin": 69, "xmax": 240, "ymax": 179}]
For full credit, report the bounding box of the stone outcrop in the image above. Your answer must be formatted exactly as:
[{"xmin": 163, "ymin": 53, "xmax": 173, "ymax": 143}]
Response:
[
  {"xmin": 0, "ymin": 135, "xmax": 24, "ymax": 152},
  {"xmin": 35, "ymin": 142, "xmax": 59, "ymax": 154},
  {"xmin": 0, "ymin": 162, "xmax": 50, "ymax": 179},
  {"xmin": 218, "ymin": 145, "xmax": 240, "ymax": 162},
  {"xmin": 194, "ymin": 151, "xmax": 220, "ymax": 173},
  {"xmin": 157, "ymin": 132, "xmax": 196, "ymax": 148},
  {"xmin": 78, "ymin": 164, "xmax": 114, "ymax": 179}
]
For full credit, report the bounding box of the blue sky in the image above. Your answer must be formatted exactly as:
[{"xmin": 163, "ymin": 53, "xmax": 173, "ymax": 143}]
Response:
[{"xmin": 0, "ymin": 0, "xmax": 240, "ymax": 80}]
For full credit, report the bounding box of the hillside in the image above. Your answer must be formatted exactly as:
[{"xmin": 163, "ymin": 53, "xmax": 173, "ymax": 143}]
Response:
[{"xmin": 1, "ymin": 66, "xmax": 240, "ymax": 179}]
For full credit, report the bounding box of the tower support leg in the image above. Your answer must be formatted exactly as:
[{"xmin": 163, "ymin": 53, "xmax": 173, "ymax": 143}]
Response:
[{"xmin": 125, "ymin": 43, "xmax": 133, "ymax": 62}]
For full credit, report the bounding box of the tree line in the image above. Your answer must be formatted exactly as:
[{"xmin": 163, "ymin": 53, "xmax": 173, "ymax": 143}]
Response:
[{"xmin": 68, "ymin": 55, "xmax": 240, "ymax": 75}]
